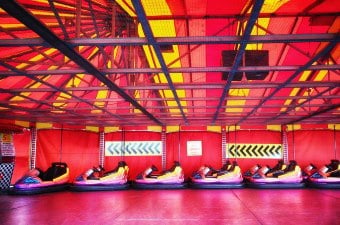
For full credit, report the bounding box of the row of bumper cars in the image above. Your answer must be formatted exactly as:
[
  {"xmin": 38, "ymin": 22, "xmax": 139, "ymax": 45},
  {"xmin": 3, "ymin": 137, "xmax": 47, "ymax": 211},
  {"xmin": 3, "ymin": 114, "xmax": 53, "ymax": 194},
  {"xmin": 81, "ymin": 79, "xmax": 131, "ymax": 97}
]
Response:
[
  {"xmin": 9, "ymin": 162, "xmax": 69, "ymax": 195},
  {"xmin": 307, "ymin": 160, "xmax": 340, "ymax": 189},
  {"xmin": 190, "ymin": 161, "xmax": 244, "ymax": 189},
  {"xmin": 70, "ymin": 161, "xmax": 130, "ymax": 191},
  {"xmin": 9, "ymin": 159, "xmax": 339, "ymax": 194},
  {"xmin": 132, "ymin": 161, "xmax": 187, "ymax": 189},
  {"xmin": 247, "ymin": 160, "xmax": 305, "ymax": 189}
]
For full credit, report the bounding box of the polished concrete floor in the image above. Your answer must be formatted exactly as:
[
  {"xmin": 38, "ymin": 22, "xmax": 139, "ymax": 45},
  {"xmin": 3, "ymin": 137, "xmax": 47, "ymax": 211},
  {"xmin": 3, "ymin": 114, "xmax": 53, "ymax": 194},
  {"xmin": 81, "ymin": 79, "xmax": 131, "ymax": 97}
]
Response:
[{"xmin": 1, "ymin": 189, "xmax": 339, "ymax": 225}]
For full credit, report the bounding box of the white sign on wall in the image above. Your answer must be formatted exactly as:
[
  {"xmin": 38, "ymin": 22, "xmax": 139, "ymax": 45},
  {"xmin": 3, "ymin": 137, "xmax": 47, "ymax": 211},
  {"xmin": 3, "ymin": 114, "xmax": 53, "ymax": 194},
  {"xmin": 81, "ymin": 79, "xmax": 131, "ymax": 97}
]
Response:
[{"xmin": 187, "ymin": 141, "xmax": 202, "ymax": 156}]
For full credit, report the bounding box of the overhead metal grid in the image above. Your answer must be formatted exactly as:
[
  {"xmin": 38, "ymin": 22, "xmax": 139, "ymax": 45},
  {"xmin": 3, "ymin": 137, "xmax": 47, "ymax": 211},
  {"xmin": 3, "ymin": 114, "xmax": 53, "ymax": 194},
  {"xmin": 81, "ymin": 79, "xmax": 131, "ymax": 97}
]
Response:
[{"xmin": 0, "ymin": 0, "xmax": 338, "ymax": 127}]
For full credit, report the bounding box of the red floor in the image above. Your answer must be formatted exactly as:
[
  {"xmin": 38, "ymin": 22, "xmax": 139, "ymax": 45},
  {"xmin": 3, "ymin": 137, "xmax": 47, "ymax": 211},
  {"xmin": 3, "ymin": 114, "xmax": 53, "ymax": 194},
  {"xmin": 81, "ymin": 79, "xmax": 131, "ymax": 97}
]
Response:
[{"xmin": 1, "ymin": 189, "xmax": 339, "ymax": 225}]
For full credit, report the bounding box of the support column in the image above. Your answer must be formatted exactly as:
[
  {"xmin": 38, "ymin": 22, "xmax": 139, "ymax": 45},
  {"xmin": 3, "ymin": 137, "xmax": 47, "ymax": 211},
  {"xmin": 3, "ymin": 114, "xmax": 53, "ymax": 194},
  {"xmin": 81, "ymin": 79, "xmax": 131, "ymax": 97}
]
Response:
[
  {"xmin": 99, "ymin": 131, "xmax": 105, "ymax": 167},
  {"xmin": 282, "ymin": 125, "xmax": 289, "ymax": 163},
  {"xmin": 161, "ymin": 127, "xmax": 166, "ymax": 170},
  {"xmin": 333, "ymin": 125, "xmax": 337, "ymax": 159},
  {"xmin": 221, "ymin": 127, "xmax": 227, "ymax": 165},
  {"xmin": 29, "ymin": 127, "xmax": 37, "ymax": 169}
]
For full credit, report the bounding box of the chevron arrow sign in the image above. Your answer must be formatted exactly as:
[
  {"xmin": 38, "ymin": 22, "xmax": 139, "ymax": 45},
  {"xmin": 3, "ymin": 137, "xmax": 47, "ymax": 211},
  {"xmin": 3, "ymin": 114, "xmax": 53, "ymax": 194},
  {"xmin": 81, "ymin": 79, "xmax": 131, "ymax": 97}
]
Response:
[
  {"xmin": 105, "ymin": 141, "xmax": 162, "ymax": 156},
  {"xmin": 226, "ymin": 143, "xmax": 282, "ymax": 159}
]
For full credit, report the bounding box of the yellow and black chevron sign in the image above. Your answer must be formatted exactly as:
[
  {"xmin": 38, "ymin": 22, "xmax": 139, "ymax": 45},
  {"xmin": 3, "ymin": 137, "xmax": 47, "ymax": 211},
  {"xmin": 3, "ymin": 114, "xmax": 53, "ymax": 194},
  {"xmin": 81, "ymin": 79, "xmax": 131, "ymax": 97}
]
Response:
[{"xmin": 226, "ymin": 143, "xmax": 282, "ymax": 159}]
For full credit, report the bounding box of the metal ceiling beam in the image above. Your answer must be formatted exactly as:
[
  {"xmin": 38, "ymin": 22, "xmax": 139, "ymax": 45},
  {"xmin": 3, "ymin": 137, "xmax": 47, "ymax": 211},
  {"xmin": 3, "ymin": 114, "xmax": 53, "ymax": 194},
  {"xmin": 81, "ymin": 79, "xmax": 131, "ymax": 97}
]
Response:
[
  {"xmin": 0, "ymin": 0, "xmax": 162, "ymax": 126},
  {"xmin": 237, "ymin": 36, "xmax": 340, "ymax": 125},
  {"xmin": 3, "ymin": 9, "xmax": 327, "ymax": 21},
  {"xmin": 18, "ymin": 102, "xmax": 335, "ymax": 112},
  {"xmin": 2, "ymin": 111, "xmax": 337, "ymax": 126},
  {"xmin": 33, "ymin": 113, "xmax": 335, "ymax": 120},
  {"xmin": 0, "ymin": 61, "xmax": 129, "ymax": 124},
  {"xmin": 87, "ymin": 0, "xmax": 110, "ymax": 68},
  {"xmin": 212, "ymin": 0, "xmax": 264, "ymax": 124},
  {"xmin": 20, "ymin": 114, "xmax": 330, "ymax": 124},
  {"xmin": 21, "ymin": 0, "xmax": 109, "ymax": 14},
  {"xmin": 0, "ymin": 113, "xmax": 119, "ymax": 127},
  {"xmin": 0, "ymin": 102, "xmax": 102, "ymax": 126},
  {"xmin": 132, "ymin": 12, "xmax": 340, "ymax": 20},
  {"xmin": 1, "ymin": 81, "xmax": 338, "ymax": 93},
  {"xmin": 2, "ymin": 94, "xmax": 338, "ymax": 105},
  {"xmin": 1, "ymin": 64, "xmax": 339, "ymax": 76},
  {"xmin": 4, "ymin": 110, "xmax": 335, "ymax": 120},
  {"xmin": 2, "ymin": 116, "xmax": 335, "ymax": 124},
  {"xmin": 287, "ymin": 104, "xmax": 340, "ymax": 124},
  {"xmin": 131, "ymin": 0, "xmax": 187, "ymax": 124},
  {"xmin": 47, "ymin": 0, "xmax": 69, "ymax": 39},
  {"xmin": 1, "ymin": 33, "xmax": 337, "ymax": 47},
  {"xmin": 267, "ymin": 85, "xmax": 339, "ymax": 123},
  {"xmin": 76, "ymin": 33, "xmax": 340, "ymax": 45}
]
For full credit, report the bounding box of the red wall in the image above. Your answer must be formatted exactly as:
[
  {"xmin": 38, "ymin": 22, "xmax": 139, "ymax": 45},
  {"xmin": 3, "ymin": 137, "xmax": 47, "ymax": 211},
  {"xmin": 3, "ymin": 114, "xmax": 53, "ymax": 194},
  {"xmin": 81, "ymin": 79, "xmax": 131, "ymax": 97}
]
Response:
[
  {"xmin": 288, "ymin": 130, "xmax": 339, "ymax": 169},
  {"xmin": 36, "ymin": 129, "xmax": 99, "ymax": 181},
  {"xmin": 11, "ymin": 128, "xmax": 339, "ymax": 183},
  {"xmin": 12, "ymin": 130, "xmax": 30, "ymax": 182}
]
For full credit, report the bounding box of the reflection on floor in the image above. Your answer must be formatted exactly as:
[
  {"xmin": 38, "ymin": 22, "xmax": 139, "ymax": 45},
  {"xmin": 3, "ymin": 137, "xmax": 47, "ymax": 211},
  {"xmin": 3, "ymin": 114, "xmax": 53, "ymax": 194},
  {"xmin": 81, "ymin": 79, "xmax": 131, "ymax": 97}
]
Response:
[{"xmin": 1, "ymin": 189, "xmax": 339, "ymax": 225}]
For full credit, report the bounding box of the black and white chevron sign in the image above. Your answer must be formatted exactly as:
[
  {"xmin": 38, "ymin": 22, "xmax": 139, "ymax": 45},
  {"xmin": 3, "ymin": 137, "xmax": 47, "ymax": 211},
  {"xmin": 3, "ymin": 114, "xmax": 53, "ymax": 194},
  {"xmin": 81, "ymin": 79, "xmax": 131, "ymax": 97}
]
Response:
[
  {"xmin": 227, "ymin": 144, "xmax": 282, "ymax": 159},
  {"xmin": 105, "ymin": 141, "xmax": 162, "ymax": 156}
]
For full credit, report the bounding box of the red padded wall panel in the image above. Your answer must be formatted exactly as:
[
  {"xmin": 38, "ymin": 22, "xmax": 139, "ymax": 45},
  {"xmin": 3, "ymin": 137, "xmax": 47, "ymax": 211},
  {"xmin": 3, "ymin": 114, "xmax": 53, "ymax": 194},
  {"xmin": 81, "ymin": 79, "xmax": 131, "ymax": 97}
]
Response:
[
  {"xmin": 288, "ymin": 130, "xmax": 339, "ymax": 169},
  {"xmin": 36, "ymin": 129, "xmax": 99, "ymax": 181},
  {"xmin": 11, "ymin": 130, "xmax": 30, "ymax": 183}
]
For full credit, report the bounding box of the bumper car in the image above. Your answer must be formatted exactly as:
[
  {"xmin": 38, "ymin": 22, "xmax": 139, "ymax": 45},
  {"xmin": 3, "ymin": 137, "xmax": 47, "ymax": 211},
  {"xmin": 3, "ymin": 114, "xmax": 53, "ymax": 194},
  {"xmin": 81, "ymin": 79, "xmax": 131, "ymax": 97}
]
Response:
[
  {"xmin": 247, "ymin": 160, "xmax": 304, "ymax": 189},
  {"xmin": 244, "ymin": 160, "xmax": 285, "ymax": 182},
  {"xmin": 302, "ymin": 163, "xmax": 318, "ymax": 180},
  {"xmin": 243, "ymin": 164, "xmax": 261, "ymax": 181},
  {"xmin": 190, "ymin": 161, "xmax": 244, "ymax": 189},
  {"xmin": 70, "ymin": 161, "xmax": 129, "ymax": 191},
  {"xmin": 307, "ymin": 159, "xmax": 340, "ymax": 189},
  {"xmin": 133, "ymin": 161, "xmax": 186, "ymax": 189},
  {"xmin": 9, "ymin": 162, "xmax": 69, "ymax": 195}
]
